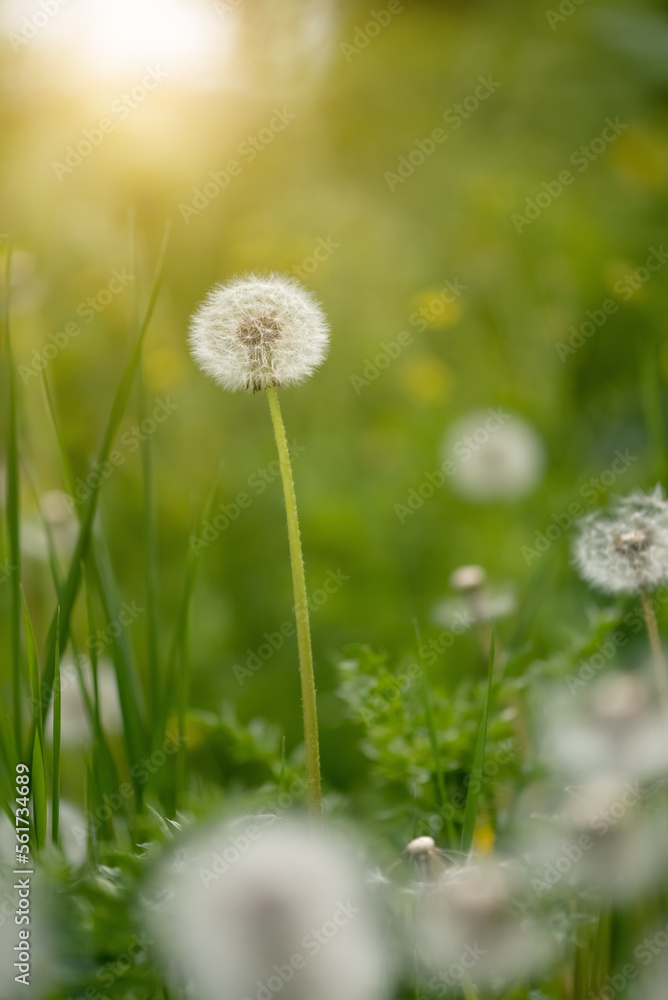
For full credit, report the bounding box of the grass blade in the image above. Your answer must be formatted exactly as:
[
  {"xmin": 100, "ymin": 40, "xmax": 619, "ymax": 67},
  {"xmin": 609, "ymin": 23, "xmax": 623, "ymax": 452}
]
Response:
[
  {"xmin": 21, "ymin": 587, "xmax": 42, "ymax": 747},
  {"xmin": 2, "ymin": 240, "xmax": 22, "ymax": 758},
  {"xmin": 31, "ymin": 728, "xmax": 47, "ymax": 850},
  {"xmin": 161, "ymin": 471, "xmax": 222, "ymax": 809},
  {"xmin": 37, "ymin": 223, "xmax": 171, "ymax": 730},
  {"xmin": 52, "ymin": 608, "xmax": 61, "ymax": 847},
  {"xmin": 138, "ymin": 371, "xmax": 161, "ymax": 748},
  {"xmin": 460, "ymin": 626, "xmax": 495, "ymax": 854},
  {"xmin": 90, "ymin": 530, "xmax": 147, "ymax": 806},
  {"xmin": 413, "ymin": 619, "xmax": 457, "ymax": 844}
]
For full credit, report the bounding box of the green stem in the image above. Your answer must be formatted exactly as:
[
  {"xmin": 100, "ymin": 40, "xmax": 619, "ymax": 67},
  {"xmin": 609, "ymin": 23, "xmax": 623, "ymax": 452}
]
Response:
[
  {"xmin": 640, "ymin": 589, "xmax": 668, "ymax": 712},
  {"xmin": 266, "ymin": 385, "xmax": 322, "ymax": 816}
]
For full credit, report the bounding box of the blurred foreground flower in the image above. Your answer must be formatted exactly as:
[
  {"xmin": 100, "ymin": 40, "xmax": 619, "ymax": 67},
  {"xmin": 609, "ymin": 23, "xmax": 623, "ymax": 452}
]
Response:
[
  {"xmin": 144, "ymin": 816, "xmax": 390, "ymax": 1000},
  {"xmin": 189, "ymin": 273, "xmax": 331, "ymax": 812},
  {"xmin": 442, "ymin": 411, "xmax": 545, "ymax": 502},
  {"xmin": 539, "ymin": 672, "xmax": 668, "ymax": 783},
  {"xmin": 573, "ymin": 487, "xmax": 668, "ymax": 706},
  {"xmin": 522, "ymin": 776, "xmax": 667, "ymax": 902},
  {"xmin": 416, "ymin": 859, "xmax": 554, "ymax": 989}
]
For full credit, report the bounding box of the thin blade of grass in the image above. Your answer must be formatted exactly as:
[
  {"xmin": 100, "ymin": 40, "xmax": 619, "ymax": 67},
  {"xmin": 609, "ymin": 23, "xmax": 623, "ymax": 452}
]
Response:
[
  {"xmin": 37, "ymin": 222, "xmax": 171, "ymax": 728},
  {"xmin": 460, "ymin": 626, "xmax": 495, "ymax": 854},
  {"xmin": 641, "ymin": 346, "xmax": 666, "ymax": 484},
  {"xmin": 138, "ymin": 370, "xmax": 161, "ymax": 749},
  {"xmin": 41, "ymin": 370, "xmax": 131, "ymax": 817},
  {"xmin": 31, "ymin": 728, "xmax": 47, "ymax": 851},
  {"xmin": 52, "ymin": 608, "xmax": 61, "ymax": 847},
  {"xmin": 90, "ymin": 530, "xmax": 147, "ymax": 806},
  {"xmin": 21, "ymin": 587, "xmax": 42, "ymax": 748},
  {"xmin": 413, "ymin": 619, "xmax": 457, "ymax": 845},
  {"xmin": 162, "ymin": 472, "xmax": 222, "ymax": 809},
  {"xmin": 2, "ymin": 240, "xmax": 22, "ymax": 758}
]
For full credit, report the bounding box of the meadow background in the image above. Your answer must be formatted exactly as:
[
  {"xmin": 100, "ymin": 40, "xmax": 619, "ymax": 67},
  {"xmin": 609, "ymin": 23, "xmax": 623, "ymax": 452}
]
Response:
[{"xmin": 1, "ymin": 0, "xmax": 668, "ymax": 996}]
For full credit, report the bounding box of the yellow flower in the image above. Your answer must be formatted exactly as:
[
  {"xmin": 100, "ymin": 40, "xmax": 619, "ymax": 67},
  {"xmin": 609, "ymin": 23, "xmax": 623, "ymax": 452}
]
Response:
[
  {"xmin": 400, "ymin": 356, "xmax": 452, "ymax": 404},
  {"xmin": 412, "ymin": 288, "xmax": 462, "ymax": 329},
  {"xmin": 472, "ymin": 823, "xmax": 495, "ymax": 854}
]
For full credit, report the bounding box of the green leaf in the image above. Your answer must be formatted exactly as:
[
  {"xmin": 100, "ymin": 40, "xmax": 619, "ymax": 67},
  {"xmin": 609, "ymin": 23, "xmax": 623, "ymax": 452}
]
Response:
[{"xmin": 460, "ymin": 627, "xmax": 495, "ymax": 853}]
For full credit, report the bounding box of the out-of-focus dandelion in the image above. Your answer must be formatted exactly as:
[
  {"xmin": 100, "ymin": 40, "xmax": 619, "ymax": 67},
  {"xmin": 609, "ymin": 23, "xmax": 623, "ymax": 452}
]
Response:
[
  {"xmin": 0, "ymin": 869, "xmax": 59, "ymax": 999},
  {"xmin": 144, "ymin": 816, "xmax": 390, "ymax": 1000},
  {"xmin": 443, "ymin": 411, "xmax": 545, "ymax": 502},
  {"xmin": 521, "ymin": 775, "xmax": 666, "ymax": 902},
  {"xmin": 432, "ymin": 564, "xmax": 514, "ymax": 657},
  {"xmin": 416, "ymin": 859, "xmax": 554, "ymax": 988},
  {"xmin": 538, "ymin": 672, "xmax": 668, "ymax": 783},
  {"xmin": 434, "ymin": 565, "xmax": 515, "ymax": 627},
  {"xmin": 573, "ymin": 487, "xmax": 668, "ymax": 706},
  {"xmin": 189, "ymin": 273, "xmax": 330, "ymax": 814}
]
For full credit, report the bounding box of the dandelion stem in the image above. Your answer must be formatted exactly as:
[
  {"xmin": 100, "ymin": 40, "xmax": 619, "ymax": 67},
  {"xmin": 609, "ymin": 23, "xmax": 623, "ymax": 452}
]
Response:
[
  {"xmin": 266, "ymin": 385, "xmax": 322, "ymax": 816},
  {"xmin": 640, "ymin": 589, "xmax": 668, "ymax": 711}
]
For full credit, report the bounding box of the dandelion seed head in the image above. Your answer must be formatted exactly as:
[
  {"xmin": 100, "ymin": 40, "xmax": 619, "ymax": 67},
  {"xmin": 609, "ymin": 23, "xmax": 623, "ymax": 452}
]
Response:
[
  {"xmin": 537, "ymin": 672, "xmax": 668, "ymax": 783},
  {"xmin": 189, "ymin": 273, "xmax": 330, "ymax": 393},
  {"xmin": 573, "ymin": 487, "xmax": 668, "ymax": 595},
  {"xmin": 417, "ymin": 861, "xmax": 553, "ymax": 985},
  {"xmin": 146, "ymin": 816, "xmax": 389, "ymax": 1000},
  {"xmin": 443, "ymin": 411, "xmax": 545, "ymax": 502}
]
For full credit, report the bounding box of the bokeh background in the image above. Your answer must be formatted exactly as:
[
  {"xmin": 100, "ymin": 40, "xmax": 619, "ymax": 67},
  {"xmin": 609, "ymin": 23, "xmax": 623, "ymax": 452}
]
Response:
[{"xmin": 2, "ymin": 0, "xmax": 668, "ymax": 793}]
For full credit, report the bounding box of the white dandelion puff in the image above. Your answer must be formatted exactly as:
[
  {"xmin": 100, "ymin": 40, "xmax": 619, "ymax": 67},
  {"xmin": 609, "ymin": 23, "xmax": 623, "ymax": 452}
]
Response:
[
  {"xmin": 573, "ymin": 486, "xmax": 668, "ymax": 595},
  {"xmin": 538, "ymin": 672, "xmax": 668, "ymax": 783},
  {"xmin": 189, "ymin": 273, "xmax": 330, "ymax": 393},
  {"xmin": 144, "ymin": 816, "xmax": 390, "ymax": 1000},
  {"xmin": 443, "ymin": 410, "xmax": 545, "ymax": 502},
  {"xmin": 520, "ymin": 775, "xmax": 666, "ymax": 902},
  {"xmin": 416, "ymin": 860, "xmax": 554, "ymax": 987}
]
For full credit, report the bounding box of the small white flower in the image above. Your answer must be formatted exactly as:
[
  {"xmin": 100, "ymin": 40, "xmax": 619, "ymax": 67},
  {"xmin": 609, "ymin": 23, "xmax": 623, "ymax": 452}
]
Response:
[
  {"xmin": 189, "ymin": 273, "xmax": 330, "ymax": 393},
  {"xmin": 443, "ymin": 411, "xmax": 545, "ymax": 502},
  {"xmin": 145, "ymin": 816, "xmax": 390, "ymax": 1000},
  {"xmin": 573, "ymin": 487, "xmax": 668, "ymax": 595}
]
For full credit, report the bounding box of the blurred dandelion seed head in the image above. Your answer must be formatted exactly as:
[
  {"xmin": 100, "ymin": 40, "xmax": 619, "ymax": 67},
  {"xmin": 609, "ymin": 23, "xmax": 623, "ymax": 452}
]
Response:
[
  {"xmin": 145, "ymin": 816, "xmax": 389, "ymax": 1000},
  {"xmin": 443, "ymin": 411, "xmax": 545, "ymax": 502},
  {"xmin": 538, "ymin": 672, "xmax": 668, "ymax": 783},
  {"xmin": 573, "ymin": 487, "xmax": 668, "ymax": 595},
  {"xmin": 417, "ymin": 860, "xmax": 554, "ymax": 986},
  {"xmin": 189, "ymin": 273, "xmax": 330, "ymax": 393}
]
